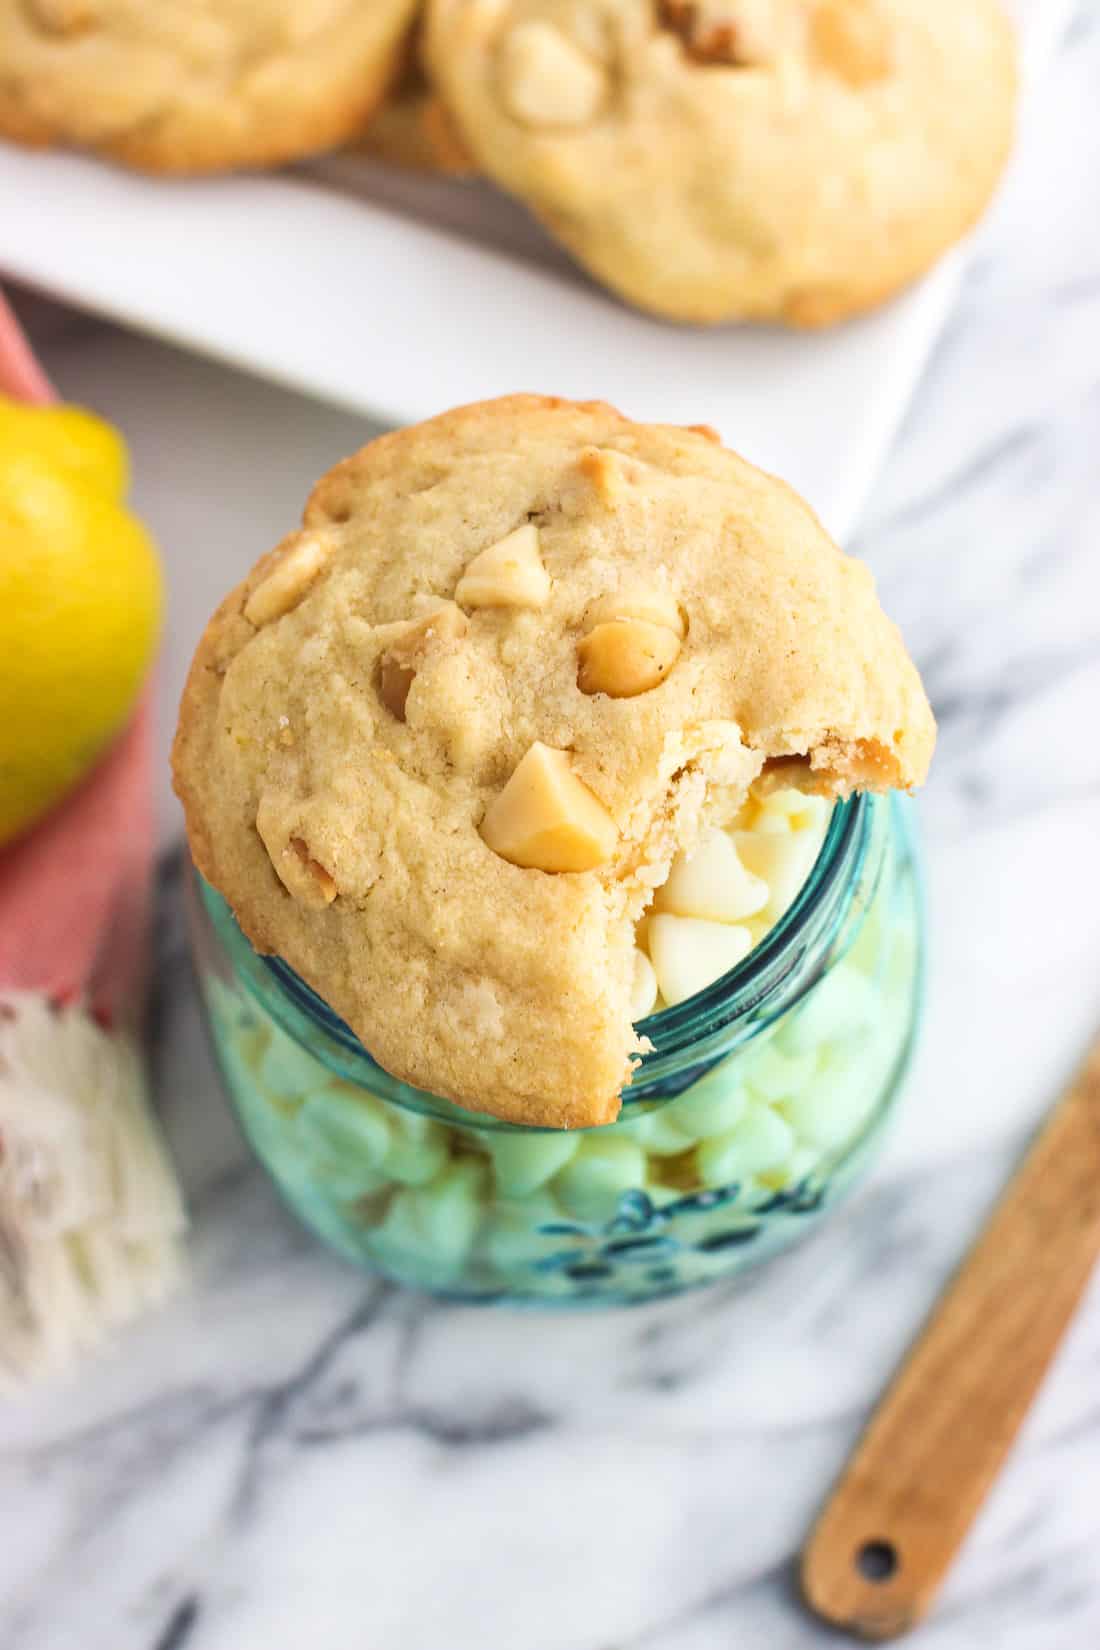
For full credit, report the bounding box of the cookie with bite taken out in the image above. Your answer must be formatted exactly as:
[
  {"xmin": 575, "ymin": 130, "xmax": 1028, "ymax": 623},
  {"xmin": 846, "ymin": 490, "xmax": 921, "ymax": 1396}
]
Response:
[{"xmin": 173, "ymin": 395, "xmax": 934, "ymax": 1129}]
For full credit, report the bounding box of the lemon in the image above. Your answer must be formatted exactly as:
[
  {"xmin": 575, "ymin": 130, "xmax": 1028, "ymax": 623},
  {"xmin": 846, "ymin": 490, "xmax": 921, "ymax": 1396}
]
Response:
[
  {"xmin": 0, "ymin": 399, "xmax": 162, "ymax": 846},
  {"xmin": 0, "ymin": 401, "xmax": 129, "ymax": 499}
]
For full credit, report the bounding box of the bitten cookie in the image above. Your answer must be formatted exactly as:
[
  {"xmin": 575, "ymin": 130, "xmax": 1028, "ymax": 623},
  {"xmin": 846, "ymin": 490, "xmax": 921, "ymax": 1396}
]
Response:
[
  {"xmin": 0, "ymin": 0, "xmax": 420, "ymax": 173},
  {"xmin": 173, "ymin": 396, "xmax": 934, "ymax": 1128},
  {"xmin": 424, "ymin": 0, "xmax": 1016, "ymax": 325}
]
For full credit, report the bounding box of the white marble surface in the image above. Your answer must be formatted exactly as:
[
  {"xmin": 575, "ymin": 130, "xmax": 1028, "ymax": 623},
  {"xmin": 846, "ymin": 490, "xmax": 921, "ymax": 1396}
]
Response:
[{"xmin": 4, "ymin": 9, "xmax": 1100, "ymax": 1646}]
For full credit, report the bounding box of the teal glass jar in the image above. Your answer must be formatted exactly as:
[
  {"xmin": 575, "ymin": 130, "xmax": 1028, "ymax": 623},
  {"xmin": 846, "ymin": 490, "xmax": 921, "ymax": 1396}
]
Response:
[{"xmin": 188, "ymin": 793, "xmax": 922, "ymax": 1305}]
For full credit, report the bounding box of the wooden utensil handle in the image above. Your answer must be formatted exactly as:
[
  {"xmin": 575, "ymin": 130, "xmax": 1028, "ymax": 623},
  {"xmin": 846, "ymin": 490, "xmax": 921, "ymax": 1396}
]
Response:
[{"xmin": 802, "ymin": 1036, "xmax": 1100, "ymax": 1640}]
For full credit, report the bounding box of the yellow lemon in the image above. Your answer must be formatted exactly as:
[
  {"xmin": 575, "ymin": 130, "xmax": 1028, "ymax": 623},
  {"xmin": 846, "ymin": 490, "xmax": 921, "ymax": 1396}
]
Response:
[
  {"xmin": 0, "ymin": 399, "xmax": 162, "ymax": 846},
  {"xmin": 0, "ymin": 400, "xmax": 129, "ymax": 499}
]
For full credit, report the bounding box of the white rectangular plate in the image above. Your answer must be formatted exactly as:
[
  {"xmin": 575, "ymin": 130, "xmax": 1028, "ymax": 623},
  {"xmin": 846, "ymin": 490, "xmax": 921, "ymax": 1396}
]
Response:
[{"xmin": 0, "ymin": 0, "xmax": 1059, "ymax": 542}]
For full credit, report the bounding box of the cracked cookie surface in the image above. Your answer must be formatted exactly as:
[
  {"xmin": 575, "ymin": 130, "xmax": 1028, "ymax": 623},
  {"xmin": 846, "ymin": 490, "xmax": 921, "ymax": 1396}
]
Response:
[
  {"xmin": 173, "ymin": 395, "xmax": 934, "ymax": 1127},
  {"xmin": 424, "ymin": 0, "xmax": 1016, "ymax": 324},
  {"xmin": 0, "ymin": 0, "xmax": 419, "ymax": 173}
]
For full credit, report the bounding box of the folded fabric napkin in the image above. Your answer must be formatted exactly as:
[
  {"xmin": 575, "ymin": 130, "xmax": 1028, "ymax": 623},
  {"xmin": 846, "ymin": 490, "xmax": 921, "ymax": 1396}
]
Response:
[{"xmin": 0, "ymin": 290, "xmax": 185, "ymax": 1391}]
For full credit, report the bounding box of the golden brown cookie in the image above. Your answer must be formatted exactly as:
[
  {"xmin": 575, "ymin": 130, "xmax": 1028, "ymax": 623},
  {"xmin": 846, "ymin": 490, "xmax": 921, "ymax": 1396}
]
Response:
[
  {"xmin": 355, "ymin": 33, "xmax": 477, "ymax": 174},
  {"xmin": 0, "ymin": 0, "xmax": 420, "ymax": 173},
  {"xmin": 423, "ymin": 0, "xmax": 1016, "ymax": 324},
  {"xmin": 173, "ymin": 396, "xmax": 934, "ymax": 1129}
]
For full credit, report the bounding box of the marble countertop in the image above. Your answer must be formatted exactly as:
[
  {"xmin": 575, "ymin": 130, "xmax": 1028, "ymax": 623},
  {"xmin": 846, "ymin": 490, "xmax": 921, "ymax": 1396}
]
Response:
[{"xmin": 4, "ymin": 10, "xmax": 1100, "ymax": 1646}]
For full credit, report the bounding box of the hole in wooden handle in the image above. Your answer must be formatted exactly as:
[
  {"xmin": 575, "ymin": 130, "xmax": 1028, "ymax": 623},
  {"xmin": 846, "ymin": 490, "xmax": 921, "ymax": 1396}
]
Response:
[{"xmin": 855, "ymin": 1540, "xmax": 900, "ymax": 1583}]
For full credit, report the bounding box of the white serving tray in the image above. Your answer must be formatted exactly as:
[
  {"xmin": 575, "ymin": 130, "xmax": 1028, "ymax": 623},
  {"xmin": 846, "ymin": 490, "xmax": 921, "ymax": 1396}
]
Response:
[{"xmin": 0, "ymin": 0, "xmax": 1059, "ymax": 543}]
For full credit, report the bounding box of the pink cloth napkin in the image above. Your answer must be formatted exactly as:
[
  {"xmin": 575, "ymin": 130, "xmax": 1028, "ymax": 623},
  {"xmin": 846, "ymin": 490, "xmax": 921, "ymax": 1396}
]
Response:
[{"xmin": 0, "ymin": 290, "xmax": 154, "ymax": 1027}]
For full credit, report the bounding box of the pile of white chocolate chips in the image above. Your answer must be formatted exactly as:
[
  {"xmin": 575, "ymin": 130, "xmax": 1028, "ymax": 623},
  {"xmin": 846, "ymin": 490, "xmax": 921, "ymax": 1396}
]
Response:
[
  {"xmin": 631, "ymin": 783, "xmax": 830, "ymax": 1017},
  {"xmin": 206, "ymin": 777, "xmax": 916, "ymax": 1293}
]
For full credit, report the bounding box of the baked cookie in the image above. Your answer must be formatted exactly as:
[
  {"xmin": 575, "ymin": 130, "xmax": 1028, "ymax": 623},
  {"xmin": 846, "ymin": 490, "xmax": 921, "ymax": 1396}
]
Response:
[
  {"xmin": 173, "ymin": 396, "xmax": 934, "ymax": 1128},
  {"xmin": 356, "ymin": 35, "xmax": 476, "ymax": 174},
  {"xmin": 0, "ymin": 0, "xmax": 420, "ymax": 174},
  {"xmin": 423, "ymin": 0, "xmax": 1016, "ymax": 324}
]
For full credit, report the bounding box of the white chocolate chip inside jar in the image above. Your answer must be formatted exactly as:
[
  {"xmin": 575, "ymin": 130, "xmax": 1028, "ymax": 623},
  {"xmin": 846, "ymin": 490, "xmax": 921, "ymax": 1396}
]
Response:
[{"xmin": 635, "ymin": 782, "xmax": 831, "ymax": 1014}]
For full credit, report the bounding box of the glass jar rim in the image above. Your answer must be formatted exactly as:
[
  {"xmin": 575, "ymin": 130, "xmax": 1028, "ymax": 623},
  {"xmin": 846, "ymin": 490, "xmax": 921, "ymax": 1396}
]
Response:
[{"xmin": 201, "ymin": 792, "xmax": 873, "ymax": 1126}]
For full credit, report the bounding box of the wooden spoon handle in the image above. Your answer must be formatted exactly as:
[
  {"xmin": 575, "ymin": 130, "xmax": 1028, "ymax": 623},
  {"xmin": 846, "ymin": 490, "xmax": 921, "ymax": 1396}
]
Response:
[{"xmin": 802, "ymin": 1035, "xmax": 1100, "ymax": 1640}]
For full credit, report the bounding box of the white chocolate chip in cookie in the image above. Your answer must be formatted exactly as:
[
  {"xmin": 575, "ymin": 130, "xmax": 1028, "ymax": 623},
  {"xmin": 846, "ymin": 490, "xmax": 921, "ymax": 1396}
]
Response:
[
  {"xmin": 577, "ymin": 619, "xmax": 681, "ymax": 698},
  {"xmin": 498, "ymin": 21, "xmax": 607, "ymax": 129},
  {"xmin": 574, "ymin": 446, "xmax": 632, "ymax": 507},
  {"xmin": 455, "ymin": 523, "xmax": 551, "ymax": 611},
  {"xmin": 244, "ymin": 530, "xmax": 334, "ymax": 628},
  {"xmin": 378, "ymin": 602, "xmax": 468, "ymax": 721},
  {"xmin": 480, "ymin": 742, "xmax": 618, "ymax": 872}
]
